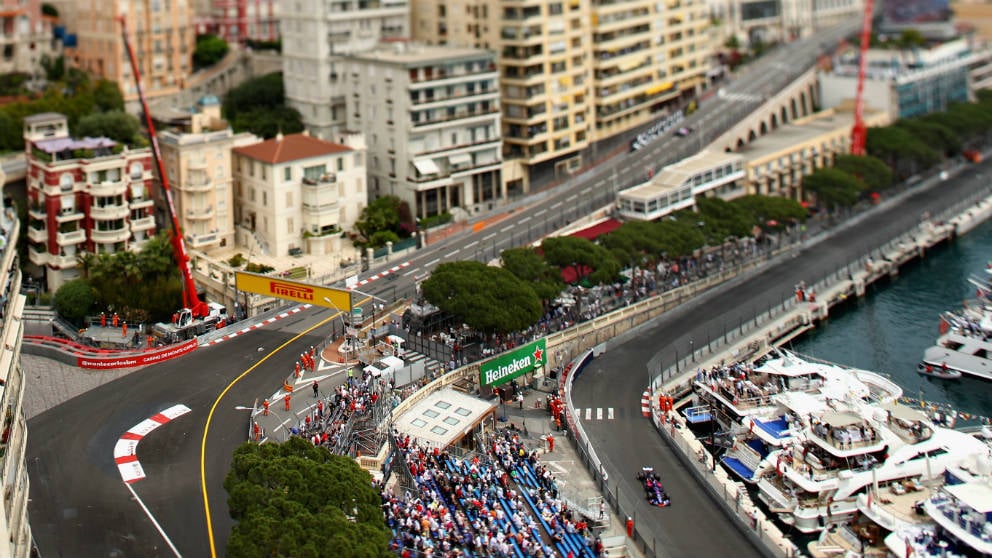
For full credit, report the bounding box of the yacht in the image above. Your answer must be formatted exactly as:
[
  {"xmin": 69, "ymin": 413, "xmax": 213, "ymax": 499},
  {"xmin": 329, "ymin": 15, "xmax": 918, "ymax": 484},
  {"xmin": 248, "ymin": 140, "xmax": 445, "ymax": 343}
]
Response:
[{"xmin": 920, "ymin": 306, "xmax": 992, "ymax": 381}]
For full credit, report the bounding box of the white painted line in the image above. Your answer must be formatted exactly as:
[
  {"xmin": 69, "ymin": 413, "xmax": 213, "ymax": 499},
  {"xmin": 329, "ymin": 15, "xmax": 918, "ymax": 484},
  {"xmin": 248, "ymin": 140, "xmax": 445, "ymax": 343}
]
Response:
[
  {"xmin": 608, "ymin": 408, "xmax": 614, "ymax": 420},
  {"xmin": 444, "ymin": 249, "xmax": 460, "ymax": 258},
  {"xmin": 464, "ymin": 240, "xmax": 478, "ymax": 249},
  {"xmin": 566, "ymin": 195, "xmax": 578, "ymax": 202},
  {"xmin": 551, "ymin": 201, "xmax": 563, "ymax": 209},
  {"xmin": 534, "ymin": 209, "xmax": 547, "ymax": 216},
  {"xmin": 118, "ymin": 461, "xmax": 145, "ymax": 484},
  {"xmin": 585, "ymin": 408, "xmax": 591, "ymax": 420},
  {"xmin": 483, "ymin": 233, "xmax": 496, "ymax": 241},
  {"xmin": 519, "ymin": 216, "xmax": 530, "ymax": 224},
  {"xmin": 580, "ymin": 188, "xmax": 591, "ymax": 194},
  {"xmin": 596, "ymin": 408, "xmax": 603, "ymax": 420},
  {"xmin": 426, "ymin": 259, "xmax": 439, "ymax": 267},
  {"xmin": 124, "ymin": 482, "xmax": 182, "ymax": 557},
  {"xmin": 402, "ymin": 269, "xmax": 417, "ymax": 276},
  {"xmin": 500, "ymin": 225, "xmax": 513, "ymax": 233},
  {"xmin": 160, "ymin": 405, "xmax": 192, "ymax": 420}
]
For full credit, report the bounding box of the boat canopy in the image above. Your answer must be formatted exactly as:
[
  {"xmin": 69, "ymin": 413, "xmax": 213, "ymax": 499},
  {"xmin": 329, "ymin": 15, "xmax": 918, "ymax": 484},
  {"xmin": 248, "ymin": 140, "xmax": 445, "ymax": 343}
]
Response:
[
  {"xmin": 881, "ymin": 402, "xmax": 927, "ymax": 423},
  {"xmin": 819, "ymin": 411, "xmax": 861, "ymax": 427},
  {"xmin": 945, "ymin": 482, "xmax": 992, "ymax": 514}
]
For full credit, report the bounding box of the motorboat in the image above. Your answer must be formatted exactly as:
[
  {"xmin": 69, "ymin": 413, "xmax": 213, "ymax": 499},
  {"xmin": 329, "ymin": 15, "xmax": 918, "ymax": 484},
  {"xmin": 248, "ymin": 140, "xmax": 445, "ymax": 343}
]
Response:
[{"xmin": 921, "ymin": 308, "xmax": 992, "ymax": 381}]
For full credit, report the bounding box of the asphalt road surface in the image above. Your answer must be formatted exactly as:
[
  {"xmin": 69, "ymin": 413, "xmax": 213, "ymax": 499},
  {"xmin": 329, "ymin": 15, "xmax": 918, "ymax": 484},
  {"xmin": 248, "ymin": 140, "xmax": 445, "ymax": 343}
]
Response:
[{"xmin": 571, "ymin": 160, "xmax": 992, "ymax": 557}]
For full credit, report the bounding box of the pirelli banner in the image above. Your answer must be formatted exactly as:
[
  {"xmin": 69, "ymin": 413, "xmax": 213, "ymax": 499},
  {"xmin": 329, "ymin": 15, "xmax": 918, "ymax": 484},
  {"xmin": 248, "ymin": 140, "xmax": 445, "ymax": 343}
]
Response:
[
  {"xmin": 235, "ymin": 271, "xmax": 352, "ymax": 311},
  {"xmin": 479, "ymin": 339, "xmax": 546, "ymax": 387}
]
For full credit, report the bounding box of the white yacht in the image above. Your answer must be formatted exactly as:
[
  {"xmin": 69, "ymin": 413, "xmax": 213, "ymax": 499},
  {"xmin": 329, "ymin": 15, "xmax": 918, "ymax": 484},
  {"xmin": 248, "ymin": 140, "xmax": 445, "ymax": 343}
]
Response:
[{"xmin": 920, "ymin": 306, "xmax": 992, "ymax": 381}]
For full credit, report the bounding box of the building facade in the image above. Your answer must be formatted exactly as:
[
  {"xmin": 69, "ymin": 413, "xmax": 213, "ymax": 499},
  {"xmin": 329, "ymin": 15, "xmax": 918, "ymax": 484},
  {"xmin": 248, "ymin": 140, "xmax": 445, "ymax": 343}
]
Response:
[
  {"xmin": 208, "ymin": 0, "xmax": 280, "ymax": 43},
  {"xmin": 736, "ymin": 107, "xmax": 890, "ymax": 200},
  {"xmin": 411, "ymin": 0, "xmax": 712, "ymax": 192},
  {"xmin": 60, "ymin": 0, "xmax": 195, "ymax": 104},
  {"xmin": 0, "ymin": 0, "xmax": 56, "ymax": 76},
  {"xmin": 617, "ymin": 150, "xmax": 745, "ymax": 221},
  {"xmin": 0, "ymin": 200, "xmax": 32, "ymax": 558},
  {"xmin": 232, "ymin": 132, "xmax": 367, "ymax": 259},
  {"xmin": 706, "ymin": 0, "xmax": 862, "ymax": 48},
  {"xmin": 342, "ymin": 43, "xmax": 503, "ymax": 218},
  {"xmin": 281, "ymin": 0, "xmax": 409, "ymax": 139},
  {"xmin": 158, "ymin": 95, "xmax": 258, "ymax": 255},
  {"xmin": 23, "ymin": 113, "xmax": 156, "ymax": 291}
]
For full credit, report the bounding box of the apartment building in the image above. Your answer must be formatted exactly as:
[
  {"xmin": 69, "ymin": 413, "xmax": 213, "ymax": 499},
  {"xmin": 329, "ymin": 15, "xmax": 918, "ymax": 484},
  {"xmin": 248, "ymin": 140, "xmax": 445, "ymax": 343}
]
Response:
[
  {"xmin": 0, "ymin": 0, "xmax": 56, "ymax": 75},
  {"xmin": 281, "ymin": 0, "xmax": 410, "ymax": 139},
  {"xmin": 208, "ymin": 0, "xmax": 280, "ymax": 43},
  {"xmin": 157, "ymin": 95, "xmax": 259, "ymax": 255},
  {"xmin": 342, "ymin": 43, "xmax": 503, "ymax": 218},
  {"xmin": 0, "ymin": 201, "xmax": 32, "ymax": 558},
  {"xmin": 706, "ymin": 0, "xmax": 862, "ymax": 48},
  {"xmin": 232, "ymin": 132, "xmax": 367, "ymax": 258},
  {"xmin": 56, "ymin": 0, "xmax": 195, "ymax": 104},
  {"xmin": 23, "ymin": 113, "xmax": 156, "ymax": 291},
  {"xmin": 411, "ymin": 0, "xmax": 711, "ymax": 193}
]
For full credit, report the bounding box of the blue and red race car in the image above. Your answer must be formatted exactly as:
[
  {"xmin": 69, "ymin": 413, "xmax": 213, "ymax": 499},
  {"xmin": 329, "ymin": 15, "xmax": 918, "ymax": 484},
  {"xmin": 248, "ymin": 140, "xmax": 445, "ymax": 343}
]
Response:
[{"xmin": 636, "ymin": 467, "xmax": 671, "ymax": 507}]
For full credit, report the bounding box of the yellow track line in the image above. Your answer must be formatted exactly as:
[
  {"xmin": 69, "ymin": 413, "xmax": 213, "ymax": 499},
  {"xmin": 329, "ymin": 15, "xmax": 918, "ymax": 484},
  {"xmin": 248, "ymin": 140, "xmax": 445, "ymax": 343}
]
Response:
[{"xmin": 200, "ymin": 312, "xmax": 338, "ymax": 557}]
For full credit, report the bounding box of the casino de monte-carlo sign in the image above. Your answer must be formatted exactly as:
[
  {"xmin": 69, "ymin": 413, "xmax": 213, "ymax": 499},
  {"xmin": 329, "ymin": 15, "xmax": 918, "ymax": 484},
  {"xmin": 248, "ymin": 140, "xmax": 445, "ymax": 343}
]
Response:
[{"xmin": 479, "ymin": 339, "xmax": 547, "ymax": 387}]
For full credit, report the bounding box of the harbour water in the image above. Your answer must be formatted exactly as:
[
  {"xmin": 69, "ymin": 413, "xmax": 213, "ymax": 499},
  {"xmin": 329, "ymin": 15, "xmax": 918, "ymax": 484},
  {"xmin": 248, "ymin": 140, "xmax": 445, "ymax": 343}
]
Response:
[{"xmin": 790, "ymin": 219, "xmax": 992, "ymax": 421}]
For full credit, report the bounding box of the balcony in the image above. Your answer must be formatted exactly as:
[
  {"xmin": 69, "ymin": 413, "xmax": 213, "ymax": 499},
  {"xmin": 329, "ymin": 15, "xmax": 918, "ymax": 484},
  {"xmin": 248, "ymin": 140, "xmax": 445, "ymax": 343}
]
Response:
[
  {"xmin": 183, "ymin": 177, "xmax": 212, "ymax": 192},
  {"xmin": 91, "ymin": 227, "xmax": 131, "ymax": 243},
  {"xmin": 55, "ymin": 209, "xmax": 84, "ymax": 223},
  {"xmin": 186, "ymin": 233, "xmax": 219, "ymax": 248},
  {"xmin": 27, "ymin": 206, "xmax": 45, "ymax": 220},
  {"xmin": 130, "ymin": 198, "xmax": 154, "ymax": 210},
  {"xmin": 27, "ymin": 226, "xmax": 47, "ymax": 243},
  {"xmin": 89, "ymin": 180, "xmax": 128, "ymax": 197},
  {"xmin": 130, "ymin": 216, "xmax": 156, "ymax": 232},
  {"xmin": 90, "ymin": 204, "xmax": 130, "ymax": 220},
  {"xmin": 27, "ymin": 246, "xmax": 50, "ymax": 266},
  {"xmin": 56, "ymin": 229, "xmax": 86, "ymax": 245},
  {"xmin": 186, "ymin": 206, "xmax": 215, "ymax": 220},
  {"xmin": 50, "ymin": 254, "xmax": 79, "ymax": 268}
]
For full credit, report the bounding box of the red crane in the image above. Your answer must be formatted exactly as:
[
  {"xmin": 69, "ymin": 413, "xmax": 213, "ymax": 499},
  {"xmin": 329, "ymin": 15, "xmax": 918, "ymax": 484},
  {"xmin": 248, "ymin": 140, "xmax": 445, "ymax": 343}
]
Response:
[
  {"xmin": 118, "ymin": 16, "xmax": 209, "ymax": 317},
  {"xmin": 850, "ymin": 0, "xmax": 874, "ymax": 156}
]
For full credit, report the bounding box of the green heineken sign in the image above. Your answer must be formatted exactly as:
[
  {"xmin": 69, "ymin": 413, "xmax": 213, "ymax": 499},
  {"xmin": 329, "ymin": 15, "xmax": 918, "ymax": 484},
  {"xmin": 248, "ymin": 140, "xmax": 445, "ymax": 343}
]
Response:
[{"xmin": 479, "ymin": 339, "xmax": 546, "ymax": 387}]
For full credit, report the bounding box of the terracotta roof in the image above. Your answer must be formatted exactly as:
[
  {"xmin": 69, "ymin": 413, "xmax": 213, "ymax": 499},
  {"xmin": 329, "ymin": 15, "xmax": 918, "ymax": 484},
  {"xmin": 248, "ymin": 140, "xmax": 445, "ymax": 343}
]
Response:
[{"xmin": 233, "ymin": 133, "xmax": 352, "ymax": 164}]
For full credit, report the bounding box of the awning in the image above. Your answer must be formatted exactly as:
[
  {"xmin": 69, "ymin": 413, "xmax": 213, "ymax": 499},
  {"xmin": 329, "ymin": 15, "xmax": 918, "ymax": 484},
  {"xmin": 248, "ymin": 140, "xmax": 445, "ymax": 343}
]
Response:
[
  {"xmin": 448, "ymin": 153, "xmax": 472, "ymax": 167},
  {"xmin": 646, "ymin": 82, "xmax": 674, "ymax": 96},
  {"xmin": 414, "ymin": 158, "xmax": 440, "ymax": 175}
]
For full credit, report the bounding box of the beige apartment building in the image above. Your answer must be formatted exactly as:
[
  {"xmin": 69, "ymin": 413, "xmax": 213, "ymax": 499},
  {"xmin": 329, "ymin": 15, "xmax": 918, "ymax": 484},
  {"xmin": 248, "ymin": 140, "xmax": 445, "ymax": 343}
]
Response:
[
  {"xmin": 342, "ymin": 43, "xmax": 503, "ymax": 218},
  {"xmin": 706, "ymin": 0, "xmax": 863, "ymax": 48},
  {"xmin": 0, "ymin": 0, "xmax": 56, "ymax": 76},
  {"xmin": 411, "ymin": 0, "xmax": 712, "ymax": 193},
  {"xmin": 157, "ymin": 95, "xmax": 259, "ymax": 255},
  {"xmin": 0, "ymin": 204, "xmax": 32, "ymax": 558},
  {"xmin": 55, "ymin": 0, "xmax": 195, "ymax": 104},
  {"xmin": 232, "ymin": 132, "xmax": 367, "ymax": 260}
]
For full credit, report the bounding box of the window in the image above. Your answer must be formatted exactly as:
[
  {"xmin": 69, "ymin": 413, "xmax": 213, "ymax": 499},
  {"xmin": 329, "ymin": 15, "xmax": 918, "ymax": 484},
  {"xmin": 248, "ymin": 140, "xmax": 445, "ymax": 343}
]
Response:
[
  {"xmin": 336, "ymin": 158, "xmax": 344, "ymax": 172},
  {"xmin": 303, "ymin": 165, "xmax": 326, "ymax": 181},
  {"xmin": 284, "ymin": 167, "xmax": 291, "ymax": 181},
  {"xmin": 129, "ymin": 162, "xmax": 143, "ymax": 179},
  {"xmin": 262, "ymin": 191, "xmax": 267, "ymax": 206}
]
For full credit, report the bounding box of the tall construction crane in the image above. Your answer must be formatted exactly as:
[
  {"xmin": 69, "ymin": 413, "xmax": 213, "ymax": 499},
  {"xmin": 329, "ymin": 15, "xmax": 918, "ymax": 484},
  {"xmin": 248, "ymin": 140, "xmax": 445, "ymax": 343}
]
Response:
[
  {"xmin": 850, "ymin": 0, "xmax": 874, "ymax": 156},
  {"xmin": 118, "ymin": 15, "xmax": 209, "ymax": 318}
]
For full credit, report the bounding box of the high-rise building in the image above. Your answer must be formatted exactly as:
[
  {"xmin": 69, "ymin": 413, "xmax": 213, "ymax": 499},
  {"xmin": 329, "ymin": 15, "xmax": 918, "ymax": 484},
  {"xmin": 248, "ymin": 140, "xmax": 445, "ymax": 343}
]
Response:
[
  {"xmin": 706, "ymin": 0, "xmax": 863, "ymax": 48},
  {"xmin": 411, "ymin": 0, "xmax": 712, "ymax": 192},
  {"xmin": 281, "ymin": 0, "xmax": 410, "ymax": 139},
  {"xmin": 23, "ymin": 113, "xmax": 156, "ymax": 291},
  {"xmin": 157, "ymin": 95, "xmax": 259, "ymax": 254},
  {"xmin": 232, "ymin": 132, "xmax": 367, "ymax": 259},
  {"xmin": 341, "ymin": 43, "xmax": 503, "ymax": 218},
  {"xmin": 0, "ymin": 198, "xmax": 32, "ymax": 558},
  {"xmin": 0, "ymin": 0, "xmax": 56, "ymax": 76},
  {"xmin": 59, "ymin": 0, "xmax": 195, "ymax": 105}
]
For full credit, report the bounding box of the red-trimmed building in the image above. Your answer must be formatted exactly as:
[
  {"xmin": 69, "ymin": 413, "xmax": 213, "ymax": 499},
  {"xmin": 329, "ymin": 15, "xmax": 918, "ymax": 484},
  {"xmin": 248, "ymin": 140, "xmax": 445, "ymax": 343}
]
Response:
[{"xmin": 24, "ymin": 112, "xmax": 156, "ymax": 291}]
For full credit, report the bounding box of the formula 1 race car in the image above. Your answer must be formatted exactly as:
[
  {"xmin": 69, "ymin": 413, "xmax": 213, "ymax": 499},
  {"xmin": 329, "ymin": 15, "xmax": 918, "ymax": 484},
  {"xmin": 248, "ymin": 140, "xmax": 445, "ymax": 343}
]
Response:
[{"xmin": 636, "ymin": 467, "xmax": 671, "ymax": 507}]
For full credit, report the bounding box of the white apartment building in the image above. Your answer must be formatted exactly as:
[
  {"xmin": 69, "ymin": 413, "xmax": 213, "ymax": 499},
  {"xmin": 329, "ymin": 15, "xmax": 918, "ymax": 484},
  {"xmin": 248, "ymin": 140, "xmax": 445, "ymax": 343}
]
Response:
[
  {"xmin": 158, "ymin": 95, "xmax": 259, "ymax": 254},
  {"xmin": 617, "ymin": 150, "xmax": 745, "ymax": 221},
  {"xmin": 342, "ymin": 43, "xmax": 503, "ymax": 218},
  {"xmin": 707, "ymin": 0, "xmax": 862, "ymax": 48},
  {"xmin": 411, "ymin": 0, "xmax": 712, "ymax": 193},
  {"xmin": 0, "ymin": 0, "xmax": 56, "ymax": 76},
  {"xmin": 281, "ymin": 0, "xmax": 409, "ymax": 139},
  {"xmin": 0, "ymin": 203, "xmax": 32, "ymax": 558},
  {"xmin": 232, "ymin": 132, "xmax": 367, "ymax": 258}
]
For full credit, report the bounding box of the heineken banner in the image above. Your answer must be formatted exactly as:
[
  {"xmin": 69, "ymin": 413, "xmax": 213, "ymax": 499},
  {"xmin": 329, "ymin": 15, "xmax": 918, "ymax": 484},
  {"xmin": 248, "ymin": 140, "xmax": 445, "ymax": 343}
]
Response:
[{"xmin": 479, "ymin": 339, "xmax": 546, "ymax": 387}]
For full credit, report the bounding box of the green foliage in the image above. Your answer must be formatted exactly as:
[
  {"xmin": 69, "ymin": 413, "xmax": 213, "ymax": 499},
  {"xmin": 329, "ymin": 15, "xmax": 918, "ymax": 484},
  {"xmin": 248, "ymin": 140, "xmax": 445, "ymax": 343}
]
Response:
[
  {"xmin": 833, "ymin": 154, "xmax": 894, "ymax": 192},
  {"xmin": 731, "ymin": 195, "xmax": 807, "ymax": 225},
  {"xmin": 0, "ymin": 73, "xmax": 30, "ymax": 97},
  {"xmin": 354, "ymin": 195, "xmax": 414, "ymax": 247},
  {"xmin": 541, "ymin": 236, "xmax": 621, "ymax": 285},
  {"xmin": 500, "ymin": 247, "xmax": 565, "ymax": 301},
  {"xmin": 228, "ymin": 253, "xmax": 246, "ymax": 267},
  {"xmin": 692, "ymin": 197, "xmax": 752, "ymax": 243},
  {"xmin": 866, "ymin": 126, "xmax": 941, "ymax": 179},
  {"xmin": 75, "ymin": 233, "xmax": 185, "ymax": 322},
  {"xmin": 53, "ymin": 279, "xmax": 96, "ymax": 323},
  {"xmin": 194, "ymin": 34, "xmax": 230, "ymax": 70},
  {"xmin": 421, "ymin": 261, "xmax": 543, "ymax": 334},
  {"xmin": 244, "ymin": 38, "xmax": 282, "ymax": 52},
  {"xmin": 93, "ymin": 79, "xmax": 125, "ymax": 113},
  {"xmin": 224, "ymin": 438, "xmax": 389, "ymax": 558},
  {"xmin": 0, "ymin": 112, "xmax": 20, "ymax": 153},
  {"xmin": 802, "ymin": 167, "xmax": 862, "ymax": 209},
  {"xmin": 231, "ymin": 105, "xmax": 304, "ymax": 140},
  {"xmin": 897, "ymin": 29, "xmax": 927, "ymax": 49},
  {"xmin": 224, "ymin": 72, "xmax": 286, "ymax": 122},
  {"xmin": 41, "ymin": 2, "xmax": 58, "ymax": 16},
  {"xmin": 74, "ymin": 110, "xmax": 141, "ymax": 144},
  {"xmin": 246, "ymin": 262, "xmax": 275, "ymax": 273},
  {"xmin": 40, "ymin": 54, "xmax": 65, "ymax": 82},
  {"xmin": 418, "ymin": 212, "xmax": 453, "ymax": 229}
]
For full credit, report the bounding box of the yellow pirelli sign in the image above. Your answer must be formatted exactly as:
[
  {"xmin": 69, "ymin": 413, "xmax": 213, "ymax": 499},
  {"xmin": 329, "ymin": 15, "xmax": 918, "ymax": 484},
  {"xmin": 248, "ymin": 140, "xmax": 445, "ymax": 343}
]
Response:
[{"xmin": 235, "ymin": 271, "xmax": 352, "ymax": 311}]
